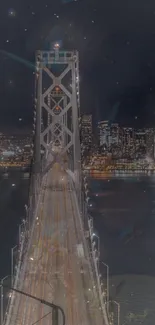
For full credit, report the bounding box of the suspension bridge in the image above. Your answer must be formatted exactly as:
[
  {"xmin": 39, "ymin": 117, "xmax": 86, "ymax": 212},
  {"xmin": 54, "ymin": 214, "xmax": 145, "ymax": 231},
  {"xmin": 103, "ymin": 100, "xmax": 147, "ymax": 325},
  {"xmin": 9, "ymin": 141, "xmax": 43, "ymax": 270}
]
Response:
[{"xmin": 1, "ymin": 45, "xmax": 111, "ymax": 325}]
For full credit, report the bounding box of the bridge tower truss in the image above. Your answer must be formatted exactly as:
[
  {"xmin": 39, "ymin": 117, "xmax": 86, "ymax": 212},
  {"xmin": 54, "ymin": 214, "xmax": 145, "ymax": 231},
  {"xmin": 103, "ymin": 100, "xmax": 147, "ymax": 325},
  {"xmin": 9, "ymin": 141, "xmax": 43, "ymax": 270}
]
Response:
[{"xmin": 34, "ymin": 47, "xmax": 81, "ymax": 181}]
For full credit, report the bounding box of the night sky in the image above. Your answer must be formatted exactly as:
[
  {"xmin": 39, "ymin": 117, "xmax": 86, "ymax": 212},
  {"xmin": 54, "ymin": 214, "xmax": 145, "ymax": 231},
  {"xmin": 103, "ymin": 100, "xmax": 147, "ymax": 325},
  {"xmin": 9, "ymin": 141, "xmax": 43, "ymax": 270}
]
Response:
[{"xmin": 1, "ymin": 0, "xmax": 155, "ymax": 130}]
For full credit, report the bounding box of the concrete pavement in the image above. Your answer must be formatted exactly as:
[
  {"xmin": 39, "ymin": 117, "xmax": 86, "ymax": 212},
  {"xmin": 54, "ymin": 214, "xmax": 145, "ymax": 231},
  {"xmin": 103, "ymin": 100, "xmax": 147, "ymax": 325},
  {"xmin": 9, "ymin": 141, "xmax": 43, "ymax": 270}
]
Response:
[{"xmin": 5, "ymin": 163, "xmax": 106, "ymax": 325}]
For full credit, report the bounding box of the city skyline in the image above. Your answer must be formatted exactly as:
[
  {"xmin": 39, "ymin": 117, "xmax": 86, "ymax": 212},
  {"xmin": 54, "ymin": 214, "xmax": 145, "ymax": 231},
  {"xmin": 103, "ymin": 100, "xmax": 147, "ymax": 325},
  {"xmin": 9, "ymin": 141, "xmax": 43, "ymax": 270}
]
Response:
[
  {"xmin": 0, "ymin": 133, "xmax": 32, "ymax": 167},
  {"xmin": 81, "ymin": 114, "xmax": 155, "ymax": 161}
]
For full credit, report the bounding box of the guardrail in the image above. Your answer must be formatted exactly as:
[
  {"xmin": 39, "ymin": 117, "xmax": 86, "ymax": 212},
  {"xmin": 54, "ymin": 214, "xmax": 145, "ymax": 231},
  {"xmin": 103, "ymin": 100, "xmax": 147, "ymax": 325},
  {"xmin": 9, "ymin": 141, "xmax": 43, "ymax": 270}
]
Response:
[
  {"xmin": 2, "ymin": 164, "xmax": 43, "ymax": 325},
  {"xmin": 82, "ymin": 171, "xmax": 119, "ymax": 325}
]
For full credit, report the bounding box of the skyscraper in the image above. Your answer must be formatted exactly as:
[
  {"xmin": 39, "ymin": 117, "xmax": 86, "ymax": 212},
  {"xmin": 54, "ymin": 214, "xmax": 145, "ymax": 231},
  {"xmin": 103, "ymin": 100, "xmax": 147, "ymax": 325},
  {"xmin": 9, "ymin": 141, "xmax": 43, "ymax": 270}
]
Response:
[
  {"xmin": 120, "ymin": 127, "xmax": 135, "ymax": 158},
  {"xmin": 81, "ymin": 114, "xmax": 93, "ymax": 152},
  {"xmin": 135, "ymin": 129, "xmax": 146, "ymax": 159},
  {"xmin": 145, "ymin": 128, "xmax": 155, "ymax": 159},
  {"xmin": 110, "ymin": 123, "xmax": 119, "ymax": 146},
  {"xmin": 98, "ymin": 120, "xmax": 110, "ymax": 148}
]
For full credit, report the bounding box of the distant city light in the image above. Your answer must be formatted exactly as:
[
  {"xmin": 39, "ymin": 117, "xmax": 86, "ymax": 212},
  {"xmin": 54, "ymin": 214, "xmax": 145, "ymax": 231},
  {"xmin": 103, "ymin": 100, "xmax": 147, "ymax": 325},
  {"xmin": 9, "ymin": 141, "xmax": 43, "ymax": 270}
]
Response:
[
  {"xmin": 81, "ymin": 116, "xmax": 155, "ymax": 172},
  {"xmin": 0, "ymin": 134, "xmax": 32, "ymax": 167},
  {"xmin": 54, "ymin": 42, "xmax": 60, "ymax": 49},
  {"xmin": 3, "ymin": 151, "xmax": 15, "ymax": 157}
]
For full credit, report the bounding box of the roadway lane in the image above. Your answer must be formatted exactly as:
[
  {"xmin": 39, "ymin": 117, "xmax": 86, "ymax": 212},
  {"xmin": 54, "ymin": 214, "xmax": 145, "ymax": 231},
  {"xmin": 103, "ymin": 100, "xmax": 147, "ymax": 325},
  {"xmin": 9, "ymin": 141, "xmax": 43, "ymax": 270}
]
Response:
[{"xmin": 5, "ymin": 163, "xmax": 106, "ymax": 325}]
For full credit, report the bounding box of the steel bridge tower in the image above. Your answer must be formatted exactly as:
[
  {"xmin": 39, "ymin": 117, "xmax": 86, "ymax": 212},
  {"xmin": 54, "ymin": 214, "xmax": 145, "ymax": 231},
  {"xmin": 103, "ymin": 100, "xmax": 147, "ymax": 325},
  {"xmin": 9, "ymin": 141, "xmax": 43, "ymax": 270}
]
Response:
[
  {"xmin": 1, "ymin": 45, "xmax": 110, "ymax": 325},
  {"xmin": 34, "ymin": 45, "xmax": 81, "ymax": 187}
]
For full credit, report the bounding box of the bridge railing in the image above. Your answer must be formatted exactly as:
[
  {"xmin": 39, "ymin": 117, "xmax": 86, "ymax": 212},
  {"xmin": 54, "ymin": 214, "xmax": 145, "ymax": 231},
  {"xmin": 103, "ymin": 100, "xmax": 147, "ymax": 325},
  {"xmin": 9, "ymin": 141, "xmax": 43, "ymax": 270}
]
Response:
[
  {"xmin": 3, "ymin": 170, "xmax": 48, "ymax": 325},
  {"xmin": 2, "ymin": 160, "xmax": 44, "ymax": 325},
  {"xmin": 81, "ymin": 172, "xmax": 111, "ymax": 325},
  {"xmin": 3, "ymin": 223, "xmax": 27, "ymax": 325},
  {"xmin": 68, "ymin": 172, "xmax": 109, "ymax": 325}
]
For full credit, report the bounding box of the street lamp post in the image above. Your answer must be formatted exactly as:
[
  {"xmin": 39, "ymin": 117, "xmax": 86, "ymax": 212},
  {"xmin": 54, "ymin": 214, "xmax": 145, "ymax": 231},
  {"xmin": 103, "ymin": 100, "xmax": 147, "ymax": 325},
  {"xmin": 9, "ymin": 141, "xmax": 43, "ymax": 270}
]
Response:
[
  {"xmin": 113, "ymin": 300, "xmax": 120, "ymax": 325},
  {"xmin": 1, "ymin": 284, "xmax": 65, "ymax": 325},
  {"xmin": 11, "ymin": 246, "xmax": 17, "ymax": 287},
  {"xmin": 102, "ymin": 262, "xmax": 109, "ymax": 315},
  {"xmin": 19, "ymin": 219, "xmax": 27, "ymax": 243},
  {"xmin": 1, "ymin": 275, "xmax": 11, "ymax": 325},
  {"xmin": 91, "ymin": 233, "xmax": 100, "ymax": 259}
]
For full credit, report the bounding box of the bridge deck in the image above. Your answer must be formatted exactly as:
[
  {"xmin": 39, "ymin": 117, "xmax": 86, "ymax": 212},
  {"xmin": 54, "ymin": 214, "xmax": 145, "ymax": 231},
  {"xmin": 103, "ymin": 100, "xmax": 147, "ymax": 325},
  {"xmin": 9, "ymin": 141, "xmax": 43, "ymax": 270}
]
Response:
[{"xmin": 5, "ymin": 163, "xmax": 105, "ymax": 325}]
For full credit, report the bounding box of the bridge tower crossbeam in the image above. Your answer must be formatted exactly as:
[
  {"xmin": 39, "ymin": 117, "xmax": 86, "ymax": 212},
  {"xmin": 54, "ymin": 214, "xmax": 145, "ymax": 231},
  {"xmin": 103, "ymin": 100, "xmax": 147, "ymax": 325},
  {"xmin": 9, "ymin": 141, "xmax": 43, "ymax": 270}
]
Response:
[{"xmin": 34, "ymin": 47, "xmax": 81, "ymax": 186}]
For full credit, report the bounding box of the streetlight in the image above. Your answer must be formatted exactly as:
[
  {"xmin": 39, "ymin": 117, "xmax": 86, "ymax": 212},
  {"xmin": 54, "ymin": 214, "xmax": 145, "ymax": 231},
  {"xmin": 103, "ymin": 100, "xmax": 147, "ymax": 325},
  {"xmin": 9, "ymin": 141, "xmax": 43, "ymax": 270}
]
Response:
[
  {"xmin": 1, "ymin": 275, "xmax": 11, "ymax": 325},
  {"xmin": 113, "ymin": 300, "xmax": 120, "ymax": 325},
  {"xmin": 102, "ymin": 262, "xmax": 109, "ymax": 315},
  {"xmin": 24, "ymin": 204, "xmax": 28, "ymax": 216},
  {"xmin": 11, "ymin": 246, "xmax": 17, "ymax": 286},
  {"xmin": 1, "ymin": 284, "xmax": 65, "ymax": 325},
  {"xmin": 91, "ymin": 233, "xmax": 100, "ymax": 258}
]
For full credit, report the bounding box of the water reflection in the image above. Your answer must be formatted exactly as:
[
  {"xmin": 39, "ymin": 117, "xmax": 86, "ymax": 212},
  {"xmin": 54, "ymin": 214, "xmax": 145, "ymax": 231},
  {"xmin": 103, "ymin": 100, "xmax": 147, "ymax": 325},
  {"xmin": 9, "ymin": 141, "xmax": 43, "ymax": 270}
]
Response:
[
  {"xmin": 89, "ymin": 173, "xmax": 155, "ymax": 275},
  {"xmin": 0, "ymin": 171, "xmax": 29, "ymax": 278}
]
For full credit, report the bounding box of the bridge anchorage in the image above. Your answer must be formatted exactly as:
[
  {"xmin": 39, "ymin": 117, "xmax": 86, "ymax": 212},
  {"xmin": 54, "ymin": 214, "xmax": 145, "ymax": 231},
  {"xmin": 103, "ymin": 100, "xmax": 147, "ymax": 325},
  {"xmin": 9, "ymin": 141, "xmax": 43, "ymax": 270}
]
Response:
[{"xmin": 1, "ymin": 44, "xmax": 112, "ymax": 325}]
